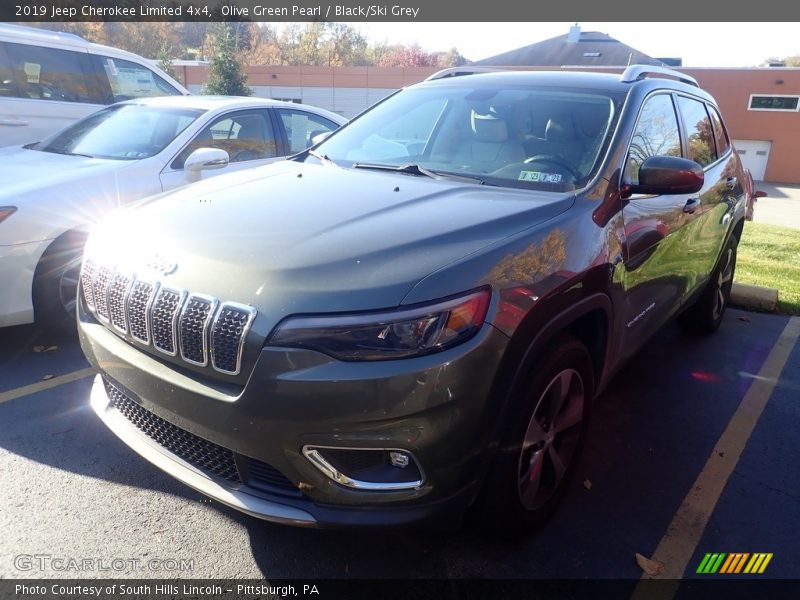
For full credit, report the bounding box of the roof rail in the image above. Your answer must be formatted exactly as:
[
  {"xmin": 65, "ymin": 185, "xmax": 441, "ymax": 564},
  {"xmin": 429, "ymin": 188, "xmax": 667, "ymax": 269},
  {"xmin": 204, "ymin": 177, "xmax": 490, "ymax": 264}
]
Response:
[
  {"xmin": 620, "ymin": 65, "xmax": 698, "ymax": 87},
  {"xmin": 425, "ymin": 66, "xmax": 501, "ymax": 81}
]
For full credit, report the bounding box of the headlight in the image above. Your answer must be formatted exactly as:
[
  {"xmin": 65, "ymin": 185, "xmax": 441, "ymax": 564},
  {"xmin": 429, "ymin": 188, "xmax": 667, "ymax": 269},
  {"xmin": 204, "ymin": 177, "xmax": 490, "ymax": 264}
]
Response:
[
  {"xmin": 0, "ymin": 207, "xmax": 16, "ymax": 224},
  {"xmin": 268, "ymin": 287, "xmax": 491, "ymax": 361}
]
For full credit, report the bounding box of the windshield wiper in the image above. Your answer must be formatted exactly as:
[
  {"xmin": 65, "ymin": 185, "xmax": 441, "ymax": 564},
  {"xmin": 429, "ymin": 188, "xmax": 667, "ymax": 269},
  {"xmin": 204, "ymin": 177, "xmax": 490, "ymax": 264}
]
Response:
[
  {"xmin": 42, "ymin": 148, "xmax": 95, "ymax": 159},
  {"xmin": 352, "ymin": 162, "xmax": 485, "ymax": 184},
  {"xmin": 307, "ymin": 149, "xmax": 333, "ymax": 165}
]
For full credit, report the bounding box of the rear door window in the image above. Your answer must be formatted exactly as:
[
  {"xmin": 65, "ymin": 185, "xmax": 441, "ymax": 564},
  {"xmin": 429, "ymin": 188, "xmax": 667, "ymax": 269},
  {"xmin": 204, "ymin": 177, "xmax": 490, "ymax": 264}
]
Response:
[
  {"xmin": 676, "ymin": 96, "xmax": 717, "ymax": 167},
  {"xmin": 706, "ymin": 105, "xmax": 730, "ymax": 157},
  {"xmin": 2, "ymin": 41, "xmax": 92, "ymax": 103},
  {"xmin": 276, "ymin": 108, "xmax": 340, "ymax": 154},
  {"xmin": 92, "ymin": 55, "xmax": 181, "ymax": 102}
]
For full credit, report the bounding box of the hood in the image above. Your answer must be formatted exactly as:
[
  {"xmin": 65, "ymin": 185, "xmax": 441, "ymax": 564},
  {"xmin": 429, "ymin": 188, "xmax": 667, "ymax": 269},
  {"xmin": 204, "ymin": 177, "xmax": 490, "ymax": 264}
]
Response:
[
  {"xmin": 0, "ymin": 147, "xmax": 125, "ymax": 200},
  {"xmin": 87, "ymin": 161, "xmax": 574, "ymax": 328}
]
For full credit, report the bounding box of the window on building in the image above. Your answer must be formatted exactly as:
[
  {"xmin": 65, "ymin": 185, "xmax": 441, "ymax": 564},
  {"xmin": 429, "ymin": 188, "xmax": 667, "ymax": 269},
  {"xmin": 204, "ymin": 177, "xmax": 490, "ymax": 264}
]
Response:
[{"xmin": 748, "ymin": 95, "xmax": 800, "ymax": 111}]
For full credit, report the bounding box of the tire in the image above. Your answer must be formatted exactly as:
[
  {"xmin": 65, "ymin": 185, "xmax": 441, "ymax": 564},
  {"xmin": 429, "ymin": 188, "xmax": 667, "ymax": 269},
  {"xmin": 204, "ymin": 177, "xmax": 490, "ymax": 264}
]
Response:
[
  {"xmin": 472, "ymin": 333, "xmax": 594, "ymax": 534},
  {"xmin": 32, "ymin": 234, "xmax": 85, "ymax": 336},
  {"xmin": 678, "ymin": 234, "xmax": 738, "ymax": 335}
]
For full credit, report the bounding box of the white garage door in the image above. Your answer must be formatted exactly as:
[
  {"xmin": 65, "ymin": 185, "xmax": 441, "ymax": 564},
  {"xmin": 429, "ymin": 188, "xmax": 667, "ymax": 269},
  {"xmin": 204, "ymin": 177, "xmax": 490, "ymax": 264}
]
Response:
[{"xmin": 732, "ymin": 139, "xmax": 771, "ymax": 181}]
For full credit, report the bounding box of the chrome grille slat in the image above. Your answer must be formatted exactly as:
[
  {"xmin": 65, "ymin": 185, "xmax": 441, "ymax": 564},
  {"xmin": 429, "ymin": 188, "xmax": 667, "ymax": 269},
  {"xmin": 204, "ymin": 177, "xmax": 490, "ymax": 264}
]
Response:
[
  {"xmin": 127, "ymin": 280, "xmax": 158, "ymax": 344},
  {"xmin": 151, "ymin": 288, "xmax": 186, "ymax": 356},
  {"xmin": 211, "ymin": 303, "xmax": 256, "ymax": 375},
  {"xmin": 107, "ymin": 272, "xmax": 133, "ymax": 333},
  {"xmin": 81, "ymin": 259, "xmax": 97, "ymax": 311},
  {"xmin": 92, "ymin": 265, "xmax": 112, "ymax": 321},
  {"xmin": 179, "ymin": 295, "xmax": 218, "ymax": 366}
]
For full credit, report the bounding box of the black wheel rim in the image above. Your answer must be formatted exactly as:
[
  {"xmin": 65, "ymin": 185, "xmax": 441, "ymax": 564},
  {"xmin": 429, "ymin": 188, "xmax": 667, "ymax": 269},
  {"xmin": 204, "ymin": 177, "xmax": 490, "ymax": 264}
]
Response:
[{"xmin": 517, "ymin": 368, "xmax": 585, "ymax": 511}]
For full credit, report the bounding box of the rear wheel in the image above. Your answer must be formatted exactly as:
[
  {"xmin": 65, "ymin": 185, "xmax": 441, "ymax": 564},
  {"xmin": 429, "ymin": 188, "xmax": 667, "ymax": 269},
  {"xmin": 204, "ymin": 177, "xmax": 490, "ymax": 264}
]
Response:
[
  {"xmin": 473, "ymin": 334, "xmax": 593, "ymax": 533},
  {"xmin": 678, "ymin": 234, "xmax": 738, "ymax": 334}
]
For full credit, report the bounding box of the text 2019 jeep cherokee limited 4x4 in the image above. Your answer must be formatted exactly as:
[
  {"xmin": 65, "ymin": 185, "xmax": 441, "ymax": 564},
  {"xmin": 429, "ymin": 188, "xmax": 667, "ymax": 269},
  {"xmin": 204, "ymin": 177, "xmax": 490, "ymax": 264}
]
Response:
[{"xmin": 78, "ymin": 66, "xmax": 747, "ymax": 531}]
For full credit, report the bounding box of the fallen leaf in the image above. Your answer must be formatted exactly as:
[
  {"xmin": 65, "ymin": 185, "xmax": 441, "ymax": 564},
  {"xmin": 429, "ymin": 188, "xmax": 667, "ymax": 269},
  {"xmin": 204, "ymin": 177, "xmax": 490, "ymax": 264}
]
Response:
[
  {"xmin": 738, "ymin": 316, "xmax": 751, "ymax": 323},
  {"xmin": 635, "ymin": 553, "xmax": 663, "ymax": 576},
  {"xmin": 33, "ymin": 346, "xmax": 45, "ymax": 353},
  {"xmin": 42, "ymin": 374, "xmax": 55, "ymax": 381},
  {"xmin": 583, "ymin": 479, "xmax": 592, "ymax": 490},
  {"xmin": 297, "ymin": 482, "xmax": 314, "ymax": 492},
  {"xmin": 44, "ymin": 345, "xmax": 59, "ymax": 353}
]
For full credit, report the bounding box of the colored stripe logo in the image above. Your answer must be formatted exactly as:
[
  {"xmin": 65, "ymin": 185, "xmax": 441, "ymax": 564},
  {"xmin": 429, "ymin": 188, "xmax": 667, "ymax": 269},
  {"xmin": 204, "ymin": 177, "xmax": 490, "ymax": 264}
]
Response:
[{"xmin": 696, "ymin": 552, "xmax": 773, "ymax": 574}]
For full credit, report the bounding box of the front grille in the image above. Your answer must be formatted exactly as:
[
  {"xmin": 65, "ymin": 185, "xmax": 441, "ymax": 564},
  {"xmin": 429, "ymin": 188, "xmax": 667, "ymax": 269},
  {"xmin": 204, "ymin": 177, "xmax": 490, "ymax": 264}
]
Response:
[
  {"xmin": 128, "ymin": 280, "xmax": 157, "ymax": 344},
  {"xmin": 211, "ymin": 305, "xmax": 255, "ymax": 374},
  {"xmin": 81, "ymin": 259, "xmax": 97, "ymax": 310},
  {"xmin": 92, "ymin": 265, "xmax": 112, "ymax": 321},
  {"xmin": 151, "ymin": 288, "xmax": 185, "ymax": 356},
  {"xmin": 179, "ymin": 295, "xmax": 217, "ymax": 365},
  {"xmin": 103, "ymin": 378, "xmax": 298, "ymax": 495},
  {"xmin": 108, "ymin": 273, "xmax": 132, "ymax": 332},
  {"xmin": 104, "ymin": 378, "xmax": 240, "ymax": 482},
  {"xmin": 81, "ymin": 262, "xmax": 256, "ymax": 376}
]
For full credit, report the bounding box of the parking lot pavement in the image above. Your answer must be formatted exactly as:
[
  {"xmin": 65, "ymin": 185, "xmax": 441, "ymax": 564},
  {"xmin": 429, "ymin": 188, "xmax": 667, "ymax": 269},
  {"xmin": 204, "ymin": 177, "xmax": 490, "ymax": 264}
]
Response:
[
  {"xmin": 753, "ymin": 182, "xmax": 800, "ymax": 229},
  {"xmin": 0, "ymin": 309, "xmax": 798, "ymax": 581}
]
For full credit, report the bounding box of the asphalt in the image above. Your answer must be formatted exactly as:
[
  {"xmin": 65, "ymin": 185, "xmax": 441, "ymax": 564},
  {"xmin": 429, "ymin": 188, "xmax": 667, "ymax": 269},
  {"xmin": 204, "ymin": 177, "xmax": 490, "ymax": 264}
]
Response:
[
  {"xmin": 751, "ymin": 182, "xmax": 800, "ymax": 230},
  {"xmin": 0, "ymin": 308, "xmax": 798, "ymax": 582}
]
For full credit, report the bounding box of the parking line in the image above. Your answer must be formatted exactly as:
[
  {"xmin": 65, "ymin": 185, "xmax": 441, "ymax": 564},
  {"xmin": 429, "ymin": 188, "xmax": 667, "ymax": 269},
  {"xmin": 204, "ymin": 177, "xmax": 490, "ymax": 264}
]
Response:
[
  {"xmin": 0, "ymin": 368, "xmax": 96, "ymax": 404},
  {"xmin": 631, "ymin": 316, "xmax": 800, "ymax": 598}
]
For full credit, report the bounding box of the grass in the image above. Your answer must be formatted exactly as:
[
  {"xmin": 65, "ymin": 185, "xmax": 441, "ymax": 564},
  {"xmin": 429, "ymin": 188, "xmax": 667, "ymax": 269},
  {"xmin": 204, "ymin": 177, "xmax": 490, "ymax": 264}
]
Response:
[{"xmin": 736, "ymin": 222, "xmax": 800, "ymax": 315}]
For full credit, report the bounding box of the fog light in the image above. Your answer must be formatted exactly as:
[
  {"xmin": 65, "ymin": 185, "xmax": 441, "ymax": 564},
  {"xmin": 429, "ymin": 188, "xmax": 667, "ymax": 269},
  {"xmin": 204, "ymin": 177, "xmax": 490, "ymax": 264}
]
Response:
[
  {"xmin": 302, "ymin": 446, "xmax": 424, "ymax": 490},
  {"xmin": 388, "ymin": 451, "xmax": 410, "ymax": 468}
]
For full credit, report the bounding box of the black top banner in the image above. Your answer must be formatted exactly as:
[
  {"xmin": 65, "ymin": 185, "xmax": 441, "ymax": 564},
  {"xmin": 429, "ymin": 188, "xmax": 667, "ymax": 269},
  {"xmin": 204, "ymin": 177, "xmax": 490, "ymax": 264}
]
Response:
[{"xmin": 4, "ymin": 0, "xmax": 800, "ymax": 22}]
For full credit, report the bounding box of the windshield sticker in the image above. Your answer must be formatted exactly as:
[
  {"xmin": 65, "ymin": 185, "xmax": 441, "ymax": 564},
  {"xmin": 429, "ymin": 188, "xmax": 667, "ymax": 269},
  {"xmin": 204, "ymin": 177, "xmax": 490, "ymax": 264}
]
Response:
[{"xmin": 519, "ymin": 171, "xmax": 562, "ymax": 183}]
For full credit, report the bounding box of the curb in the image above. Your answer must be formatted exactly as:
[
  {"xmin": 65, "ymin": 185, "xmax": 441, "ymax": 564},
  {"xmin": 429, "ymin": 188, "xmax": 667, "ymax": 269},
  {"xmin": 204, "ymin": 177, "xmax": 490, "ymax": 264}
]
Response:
[{"xmin": 730, "ymin": 282, "xmax": 779, "ymax": 312}]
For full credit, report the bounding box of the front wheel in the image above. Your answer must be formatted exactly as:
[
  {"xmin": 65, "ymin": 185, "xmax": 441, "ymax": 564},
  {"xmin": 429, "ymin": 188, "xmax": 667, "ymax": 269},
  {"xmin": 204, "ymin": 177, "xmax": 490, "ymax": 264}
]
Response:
[
  {"xmin": 473, "ymin": 334, "xmax": 593, "ymax": 533},
  {"xmin": 33, "ymin": 235, "xmax": 85, "ymax": 336},
  {"xmin": 678, "ymin": 234, "xmax": 738, "ymax": 334}
]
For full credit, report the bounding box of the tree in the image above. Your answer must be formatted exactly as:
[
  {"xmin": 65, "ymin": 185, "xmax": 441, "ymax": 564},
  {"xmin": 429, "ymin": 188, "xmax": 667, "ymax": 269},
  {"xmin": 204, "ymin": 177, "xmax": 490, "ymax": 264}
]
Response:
[
  {"xmin": 157, "ymin": 43, "xmax": 177, "ymax": 79},
  {"xmin": 377, "ymin": 44, "xmax": 435, "ymax": 68},
  {"xmin": 203, "ymin": 24, "xmax": 253, "ymax": 96}
]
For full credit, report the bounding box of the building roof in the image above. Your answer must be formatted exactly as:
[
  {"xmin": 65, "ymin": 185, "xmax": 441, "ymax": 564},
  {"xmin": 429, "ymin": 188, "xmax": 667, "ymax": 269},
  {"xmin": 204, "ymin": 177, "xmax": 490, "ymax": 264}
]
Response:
[{"xmin": 474, "ymin": 27, "xmax": 663, "ymax": 68}]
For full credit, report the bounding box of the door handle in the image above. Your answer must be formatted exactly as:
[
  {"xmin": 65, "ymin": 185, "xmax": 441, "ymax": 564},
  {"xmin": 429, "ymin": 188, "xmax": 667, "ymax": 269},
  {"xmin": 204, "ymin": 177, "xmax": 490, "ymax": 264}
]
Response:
[
  {"xmin": 726, "ymin": 176, "xmax": 737, "ymax": 190},
  {"xmin": 683, "ymin": 197, "xmax": 700, "ymax": 214},
  {"xmin": 0, "ymin": 119, "xmax": 29, "ymax": 127}
]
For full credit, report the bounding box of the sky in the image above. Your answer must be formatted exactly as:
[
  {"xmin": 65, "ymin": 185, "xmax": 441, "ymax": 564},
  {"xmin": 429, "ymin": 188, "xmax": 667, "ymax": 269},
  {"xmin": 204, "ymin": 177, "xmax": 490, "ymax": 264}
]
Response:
[{"xmin": 328, "ymin": 22, "xmax": 799, "ymax": 67}]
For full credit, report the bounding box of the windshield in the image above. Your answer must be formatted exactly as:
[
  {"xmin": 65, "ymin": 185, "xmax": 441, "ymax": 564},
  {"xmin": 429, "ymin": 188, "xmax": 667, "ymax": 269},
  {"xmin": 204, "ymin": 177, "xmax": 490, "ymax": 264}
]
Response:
[
  {"xmin": 35, "ymin": 104, "xmax": 204, "ymax": 160},
  {"xmin": 315, "ymin": 83, "xmax": 623, "ymax": 191}
]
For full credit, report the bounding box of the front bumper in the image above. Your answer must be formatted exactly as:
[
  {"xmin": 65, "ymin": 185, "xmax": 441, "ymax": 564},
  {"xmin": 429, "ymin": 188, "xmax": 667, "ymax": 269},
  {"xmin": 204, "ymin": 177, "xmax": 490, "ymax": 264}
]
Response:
[{"xmin": 80, "ymin": 307, "xmax": 511, "ymax": 528}]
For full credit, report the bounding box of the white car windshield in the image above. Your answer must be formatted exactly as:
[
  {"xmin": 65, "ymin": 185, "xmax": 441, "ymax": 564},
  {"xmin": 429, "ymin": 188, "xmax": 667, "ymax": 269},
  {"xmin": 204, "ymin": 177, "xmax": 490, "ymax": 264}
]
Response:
[
  {"xmin": 315, "ymin": 84, "xmax": 623, "ymax": 191},
  {"xmin": 33, "ymin": 104, "xmax": 205, "ymax": 160}
]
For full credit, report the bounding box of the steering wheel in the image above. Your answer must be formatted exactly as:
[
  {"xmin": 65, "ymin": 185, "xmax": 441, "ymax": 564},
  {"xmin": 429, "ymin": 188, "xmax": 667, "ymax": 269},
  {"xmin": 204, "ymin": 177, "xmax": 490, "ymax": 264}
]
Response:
[{"xmin": 524, "ymin": 155, "xmax": 580, "ymax": 180}]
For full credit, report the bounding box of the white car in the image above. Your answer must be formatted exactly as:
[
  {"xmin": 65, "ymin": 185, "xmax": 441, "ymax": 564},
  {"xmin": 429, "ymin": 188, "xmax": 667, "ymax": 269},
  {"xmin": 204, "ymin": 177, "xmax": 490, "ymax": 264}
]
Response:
[
  {"xmin": 0, "ymin": 95, "xmax": 346, "ymax": 331},
  {"xmin": 0, "ymin": 23, "xmax": 189, "ymax": 147}
]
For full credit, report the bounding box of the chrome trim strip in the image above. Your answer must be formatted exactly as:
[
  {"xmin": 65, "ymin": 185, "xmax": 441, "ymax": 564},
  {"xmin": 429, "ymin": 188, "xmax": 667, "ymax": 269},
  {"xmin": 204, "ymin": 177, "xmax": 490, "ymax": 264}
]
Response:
[
  {"xmin": 179, "ymin": 293, "xmax": 219, "ymax": 367},
  {"xmin": 150, "ymin": 287, "xmax": 187, "ymax": 357},
  {"xmin": 210, "ymin": 302, "xmax": 257, "ymax": 376},
  {"xmin": 127, "ymin": 277, "xmax": 160, "ymax": 346},
  {"xmin": 302, "ymin": 445, "xmax": 425, "ymax": 491},
  {"xmin": 89, "ymin": 375, "xmax": 316, "ymax": 526},
  {"xmin": 93, "ymin": 265, "xmax": 113, "ymax": 323},
  {"xmin": 109, "ymin": 271, "xmax": 134, "ymax": 334}
]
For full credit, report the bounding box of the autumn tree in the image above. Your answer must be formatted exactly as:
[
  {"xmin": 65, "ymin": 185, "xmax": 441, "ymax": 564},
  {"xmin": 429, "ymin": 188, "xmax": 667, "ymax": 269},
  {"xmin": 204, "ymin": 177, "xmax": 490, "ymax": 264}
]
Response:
[{"xmin": 203, "ymin": 23, "xmax": 253, "ymax": 96}]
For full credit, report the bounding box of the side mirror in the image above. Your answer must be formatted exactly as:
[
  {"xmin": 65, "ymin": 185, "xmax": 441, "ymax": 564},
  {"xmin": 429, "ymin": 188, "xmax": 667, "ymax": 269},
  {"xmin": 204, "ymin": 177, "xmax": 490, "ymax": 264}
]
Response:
[
  {"xmin": 623, "ymin": 156, "xmax": 704, "ymax": 197},
  {"xmin": 310, "ymin": 130, "xmax": 332, "ymax": 146},
  {"xmin": 184, "ymin": 148, "xmax": 229, "ymax": 182}
]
